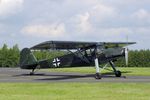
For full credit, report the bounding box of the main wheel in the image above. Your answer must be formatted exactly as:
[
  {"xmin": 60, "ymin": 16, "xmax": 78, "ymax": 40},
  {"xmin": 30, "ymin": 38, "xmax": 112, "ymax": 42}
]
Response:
[
  {"xmin": 115, "ymin": 70, "xmax": 121, "ymax": 77},
  {"xmin": 30, "ymin": 69, "xmax": 35, "ymax": 75},
  {"xmin": 30, "ymin": 72, "xmax": 34, "ymax": 75},
  {"xmin": 95, "ymin": 73, "xmax": 102, "ymax": 79}
]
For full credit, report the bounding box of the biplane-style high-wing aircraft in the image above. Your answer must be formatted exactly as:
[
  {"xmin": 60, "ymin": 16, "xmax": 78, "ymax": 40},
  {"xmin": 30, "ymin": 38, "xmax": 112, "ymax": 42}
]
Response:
[{"xmin": 19, "ymin": 41, "xmax": 136, "ymax": 79}]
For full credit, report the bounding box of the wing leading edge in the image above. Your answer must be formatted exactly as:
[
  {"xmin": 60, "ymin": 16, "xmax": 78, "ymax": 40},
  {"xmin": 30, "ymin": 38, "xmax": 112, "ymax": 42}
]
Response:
[{"xmin": 30, "ymin": 41, "xmax": 136, "ymax": 50}]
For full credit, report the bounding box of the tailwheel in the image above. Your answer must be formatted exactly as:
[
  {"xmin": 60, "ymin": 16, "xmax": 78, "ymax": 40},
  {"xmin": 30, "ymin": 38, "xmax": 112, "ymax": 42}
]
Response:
[
  {"xmin": 95, "ymin": 73, "xmax": 102, "ymax": 79},
  {"xmin": 115, "ymin": 70, "xmax": 122, "ymax": 77}
]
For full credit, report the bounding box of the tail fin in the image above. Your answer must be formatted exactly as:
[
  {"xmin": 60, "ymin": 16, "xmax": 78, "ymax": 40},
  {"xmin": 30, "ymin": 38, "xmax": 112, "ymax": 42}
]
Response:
[{"xmin": 20, "ymin": 48, "xmax": 38, "ymax": 69}]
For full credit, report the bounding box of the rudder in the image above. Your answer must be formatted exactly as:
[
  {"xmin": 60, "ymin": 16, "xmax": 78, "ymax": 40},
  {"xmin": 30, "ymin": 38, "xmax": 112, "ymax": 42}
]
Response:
[{"xmin": 19, "ymin": 48, "xmax": 38, "ymax": 69}]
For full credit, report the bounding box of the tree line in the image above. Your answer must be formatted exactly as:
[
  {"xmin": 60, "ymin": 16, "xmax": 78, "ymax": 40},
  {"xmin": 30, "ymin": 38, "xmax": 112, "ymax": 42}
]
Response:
[
  {"xmin": 0, "ymin": 44, "xmax": 20, "ymax": 67},
  {"xmin": 115, "ymin": 50, "xmax": 150, "ymax": 67},
  {"xmin": 0, "ymin": 44, "xmax": 150, "ymax": 67}
]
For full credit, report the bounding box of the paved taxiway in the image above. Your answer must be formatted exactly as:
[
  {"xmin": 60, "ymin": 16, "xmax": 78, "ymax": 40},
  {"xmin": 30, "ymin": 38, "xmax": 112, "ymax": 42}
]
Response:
[{"xmin": 0, "ymin": 68, "xmax": 150, "ymax": 82}]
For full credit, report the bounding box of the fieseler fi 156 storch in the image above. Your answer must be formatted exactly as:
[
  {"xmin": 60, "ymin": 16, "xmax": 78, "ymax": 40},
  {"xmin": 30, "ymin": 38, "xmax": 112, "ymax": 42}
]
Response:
[{"xmin": 19, "ymin": 41, "xmax": 136, "ymax": 79}]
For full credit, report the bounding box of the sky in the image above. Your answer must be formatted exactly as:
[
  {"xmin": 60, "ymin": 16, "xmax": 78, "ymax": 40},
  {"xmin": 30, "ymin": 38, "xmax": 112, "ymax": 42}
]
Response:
[{"xmin": 0, "ymin": 0, "xmax": 150, "ymax": 50}]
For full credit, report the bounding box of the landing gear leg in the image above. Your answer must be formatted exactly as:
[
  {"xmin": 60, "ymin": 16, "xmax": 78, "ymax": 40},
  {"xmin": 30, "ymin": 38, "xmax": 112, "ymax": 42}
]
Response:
[
  {"xmin": 30, "ymin": 69, "xmax": 35, "ymax": 75},
  {"xmin": 109, "ymin": 61, "xmax": 121, "ymax": 77},
  {"xmin": 94, "ymin": 58, "xmax": 101, "ymax": 79}
]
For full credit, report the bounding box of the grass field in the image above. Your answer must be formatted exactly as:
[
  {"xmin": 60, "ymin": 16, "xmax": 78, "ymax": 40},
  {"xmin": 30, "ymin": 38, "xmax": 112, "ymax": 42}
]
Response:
[
  {"xmin": 0, "ymin": 83, "xmax": 150, "ymax": 100},
  {"xmin": 44, "ymin": 67, "xmax": 150, "ymax": 76}
]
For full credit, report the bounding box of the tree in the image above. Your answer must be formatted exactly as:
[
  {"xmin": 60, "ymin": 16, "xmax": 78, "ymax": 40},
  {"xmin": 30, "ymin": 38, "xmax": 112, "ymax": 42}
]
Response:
[
  {"xmin": 0, "ymin": 44, "xmax": 20, "ymax": 67},
  {"xmin": 0, "ymin": 44, "xmax": 9, "ymax": 67}
]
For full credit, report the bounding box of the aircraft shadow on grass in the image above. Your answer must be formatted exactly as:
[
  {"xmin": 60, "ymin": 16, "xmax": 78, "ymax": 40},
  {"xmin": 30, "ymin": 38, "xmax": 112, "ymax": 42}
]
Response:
[{"xmin": 12, "ymin": 71, "xmax": 131, "ymax": 81}]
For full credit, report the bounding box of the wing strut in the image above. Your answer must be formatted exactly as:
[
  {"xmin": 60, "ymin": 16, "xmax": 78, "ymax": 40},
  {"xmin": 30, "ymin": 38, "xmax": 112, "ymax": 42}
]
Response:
[
  {"xmin": 109, "ymin": 61, "xmax": 122, "ymax": 77},
  {"xmin": 67, "ymin": 49, "xmax": 90, "ymax": 64}
]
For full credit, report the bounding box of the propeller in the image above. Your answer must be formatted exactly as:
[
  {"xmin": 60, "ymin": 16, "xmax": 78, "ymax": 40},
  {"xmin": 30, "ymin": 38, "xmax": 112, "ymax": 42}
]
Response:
[
  {"xmin": 125, "ymin": 47, "xmax": 128, "ymax": 66},
  {"xmin": 125, "ymin": 35, "xmax": 129, "ymax": 66}
]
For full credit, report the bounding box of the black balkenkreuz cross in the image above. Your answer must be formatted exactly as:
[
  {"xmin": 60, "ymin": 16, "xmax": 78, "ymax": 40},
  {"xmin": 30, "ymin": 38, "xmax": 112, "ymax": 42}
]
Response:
[{"xmin": 53, "ymin": 58, "xmax": 61, "ymax": 67}]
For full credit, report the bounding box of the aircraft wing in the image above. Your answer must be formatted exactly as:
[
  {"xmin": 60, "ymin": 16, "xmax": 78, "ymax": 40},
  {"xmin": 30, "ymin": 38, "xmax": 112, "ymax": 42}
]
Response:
[
  {"xmin": 30, "ymin": 41, "xmax": 97, "ymax": 50},
  {"xmin": 102, "ymin": 42, "xmax": 136, "ymax": 48},
  {"xmin": 30, "ymin": 41, "xmax": 136, "ymax": 50}
]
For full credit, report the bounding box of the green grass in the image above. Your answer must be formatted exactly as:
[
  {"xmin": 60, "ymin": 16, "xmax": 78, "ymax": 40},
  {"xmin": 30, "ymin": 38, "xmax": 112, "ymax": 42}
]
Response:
[
  {"xmin": 43, "ymin": 67, "xmax": 150, "ymax": 76},
  {"xmin": 0, "ymin": 83, "xmax": 150, "ymax": 100},
  {"xmin": 119, "ymin": 67, "xmax": 150, "ymax": 76}
]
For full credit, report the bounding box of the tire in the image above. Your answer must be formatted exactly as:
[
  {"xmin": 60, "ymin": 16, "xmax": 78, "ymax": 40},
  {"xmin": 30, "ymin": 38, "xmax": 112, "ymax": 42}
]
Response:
[
  {"xmin": 115, "ymin": 70, "xmax": 121, "ymax": 77},
  {"xmin": 95, "ymin": 73, "xmax": 102, "ymax": 79},
  {"xmin": 30, "ymin": 72, "xmax": 34, "ymax": 75}
]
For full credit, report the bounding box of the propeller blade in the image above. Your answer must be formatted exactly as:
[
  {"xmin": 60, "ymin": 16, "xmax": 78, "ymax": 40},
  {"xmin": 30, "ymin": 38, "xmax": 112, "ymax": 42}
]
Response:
[{"xmin": 125, "ymin": 48, "xmax": 128, "ymax": 66}]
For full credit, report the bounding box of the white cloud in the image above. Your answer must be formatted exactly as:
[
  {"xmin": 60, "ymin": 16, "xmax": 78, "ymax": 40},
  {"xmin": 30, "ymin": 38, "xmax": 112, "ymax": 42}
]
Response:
[
  {"xmin": 134, "ymin": 27, "xmax": 150, "ymax": 34},
  {"xmin": 81, "ymin": 27, "xmax": 133, "ymax": 42},
  {"xmin": 70, "ymin": 2, "xmax": 117, "ymax": 34},
  {"xmin": 90, "ymin": 4, "xmax": 117, "ymax": 21},
  {"xmin": 132, "ymin": 9, "xmax": 150, "ymax": 20},
  {"xmin": 0, "ymin": 0, "xmax": 24, "ymax": 17},
  {"xmin": 75, "ymin": 12, "xmax": 92, "ymax": 33},
  {"xmin": 21, "ymin": 23, "xmax": 66, "ymax": 38},
  {"xmin": 99, "ymin": 27, "xmax": 132, "ymax": 37}
]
